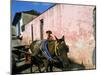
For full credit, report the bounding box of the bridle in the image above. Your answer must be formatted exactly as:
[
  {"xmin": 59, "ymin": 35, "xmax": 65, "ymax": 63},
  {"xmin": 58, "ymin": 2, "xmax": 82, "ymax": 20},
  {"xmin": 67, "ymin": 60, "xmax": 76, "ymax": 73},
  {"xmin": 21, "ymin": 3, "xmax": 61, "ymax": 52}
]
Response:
[{"xmin": 54, "ymin": 41, "xmax": 67, "ymax": 56}]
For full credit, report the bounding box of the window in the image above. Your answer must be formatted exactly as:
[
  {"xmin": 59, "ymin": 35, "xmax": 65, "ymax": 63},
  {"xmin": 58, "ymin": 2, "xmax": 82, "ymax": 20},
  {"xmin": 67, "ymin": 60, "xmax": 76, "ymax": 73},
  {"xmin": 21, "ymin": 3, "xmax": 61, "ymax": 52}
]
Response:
[
  {"xmin": 21, "ymin": 25, "xmax": 25, "ymax": 32},
  {"xmin": 40, "ymin": 19, "xmax": 44, "ymax": 25},
  {"xmin": 16, "ymin": 22, "xmax": 20, "ymax": 36}
]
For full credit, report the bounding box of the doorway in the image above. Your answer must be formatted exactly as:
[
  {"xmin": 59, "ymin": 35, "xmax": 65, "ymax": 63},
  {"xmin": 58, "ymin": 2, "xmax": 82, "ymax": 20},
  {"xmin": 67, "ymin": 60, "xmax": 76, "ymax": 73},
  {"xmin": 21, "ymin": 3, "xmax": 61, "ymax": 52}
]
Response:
[{"xmin": 40, "ymin": 19, "xmax": 44, "ymax": 40}]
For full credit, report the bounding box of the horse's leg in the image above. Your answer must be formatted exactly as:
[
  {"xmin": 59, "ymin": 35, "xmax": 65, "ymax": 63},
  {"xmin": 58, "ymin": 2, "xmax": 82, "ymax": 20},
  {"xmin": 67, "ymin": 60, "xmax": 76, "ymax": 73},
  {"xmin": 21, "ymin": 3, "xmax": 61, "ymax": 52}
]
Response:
[
  {"xmin": 38, "ymin": 65, "xmax": 41, "ymax": 72},
  {"xmin": 34, "ymin": 55, "xmax": 42, "ymax": 72},
  {"xmin": 44, "ymin": 59, "xmax": 49, "ymax": 72},
  {"xmin": 46, "ymin": 61, "xmax": 49, "ymax": 72},
  {"xmin": 30, "ymin": 56, "xmax": 33, "ymax": 73},
  {"xmin": 50, "ymin": 61, "xmax": 53, "ymax": 72}
]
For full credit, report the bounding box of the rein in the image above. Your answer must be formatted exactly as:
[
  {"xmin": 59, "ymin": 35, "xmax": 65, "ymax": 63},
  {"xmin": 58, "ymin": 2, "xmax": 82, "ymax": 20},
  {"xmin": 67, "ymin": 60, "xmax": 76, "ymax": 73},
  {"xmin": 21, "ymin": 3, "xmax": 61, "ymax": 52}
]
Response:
[{"xmin": 54, "ymin": 41, "xmax": 60, "ymax": 56}]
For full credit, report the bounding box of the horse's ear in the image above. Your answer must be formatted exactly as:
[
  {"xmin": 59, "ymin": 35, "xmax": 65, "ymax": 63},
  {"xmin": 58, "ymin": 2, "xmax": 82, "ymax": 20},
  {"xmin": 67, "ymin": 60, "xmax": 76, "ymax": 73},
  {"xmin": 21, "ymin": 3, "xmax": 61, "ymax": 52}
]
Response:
[
  {"xmin": 62, "ymin": 35, "xmax": 65, "ymax": 41},
  {"xmin": 55, "ymin": 36, "xmax": 58, "ymax": 41}
]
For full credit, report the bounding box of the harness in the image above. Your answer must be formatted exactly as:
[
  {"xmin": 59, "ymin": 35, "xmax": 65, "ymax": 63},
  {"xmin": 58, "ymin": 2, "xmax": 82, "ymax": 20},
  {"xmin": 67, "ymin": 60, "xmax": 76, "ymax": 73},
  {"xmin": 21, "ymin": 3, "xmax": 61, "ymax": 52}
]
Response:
[{"xmin": 37, "ymin": 40, "xmax": 60, "ymax": 61}]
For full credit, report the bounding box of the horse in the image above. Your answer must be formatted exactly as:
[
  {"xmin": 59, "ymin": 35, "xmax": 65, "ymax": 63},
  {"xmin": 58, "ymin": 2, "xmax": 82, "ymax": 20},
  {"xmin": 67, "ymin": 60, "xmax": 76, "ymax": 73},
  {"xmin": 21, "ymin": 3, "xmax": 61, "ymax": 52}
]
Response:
[{"xmin": 29, "ymin": 35, "xmax": 69, "ymax": 72}]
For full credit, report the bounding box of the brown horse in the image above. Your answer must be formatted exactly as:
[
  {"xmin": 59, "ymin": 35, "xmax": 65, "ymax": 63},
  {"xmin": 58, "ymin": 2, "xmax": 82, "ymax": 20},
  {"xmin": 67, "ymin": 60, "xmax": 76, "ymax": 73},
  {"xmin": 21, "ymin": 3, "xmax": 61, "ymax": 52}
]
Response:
[{"xmin": 29, "ymin": 35, "xmax": 69, "ymax": 72}]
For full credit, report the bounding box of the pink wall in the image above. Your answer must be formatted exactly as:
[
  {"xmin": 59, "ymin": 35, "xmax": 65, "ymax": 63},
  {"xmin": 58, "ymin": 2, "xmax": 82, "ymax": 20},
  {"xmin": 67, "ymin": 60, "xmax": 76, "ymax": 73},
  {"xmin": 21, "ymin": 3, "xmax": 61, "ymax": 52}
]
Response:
[{"xmin": 21, "ymin": 4, "xmax": 95, "ymax": 68}]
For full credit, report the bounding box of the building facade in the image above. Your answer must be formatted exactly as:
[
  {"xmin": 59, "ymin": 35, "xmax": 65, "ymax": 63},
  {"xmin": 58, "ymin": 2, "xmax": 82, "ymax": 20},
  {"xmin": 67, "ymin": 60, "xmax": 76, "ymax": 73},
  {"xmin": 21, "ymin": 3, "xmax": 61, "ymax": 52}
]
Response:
[
  {"xmin": 18, "ymin": 4, "xmax": 96, "ymax": 68},
  {"xmin": 12, "ymin": 10, "xmax": 40, "ymax": 37}
]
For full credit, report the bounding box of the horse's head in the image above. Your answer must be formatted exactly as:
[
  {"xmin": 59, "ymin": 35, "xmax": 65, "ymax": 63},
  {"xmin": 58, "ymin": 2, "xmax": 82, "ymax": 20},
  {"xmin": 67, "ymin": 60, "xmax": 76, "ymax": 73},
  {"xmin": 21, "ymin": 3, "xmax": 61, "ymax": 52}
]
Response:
[{"xmin": 55, "ymin": 35, "xmax": 69, "ymax": 70}]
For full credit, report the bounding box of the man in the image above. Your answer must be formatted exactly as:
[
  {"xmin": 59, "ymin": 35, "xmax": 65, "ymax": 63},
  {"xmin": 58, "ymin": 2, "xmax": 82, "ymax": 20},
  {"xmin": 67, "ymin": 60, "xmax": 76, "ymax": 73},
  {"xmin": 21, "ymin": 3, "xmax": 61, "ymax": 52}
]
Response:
[
  {"xmin": 46, "ymin": 30, "xmax": 54, "ymax": 41},
  {"xmin": 41, "ymin": 30, "xmax": 54, "ymax": 61}
]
